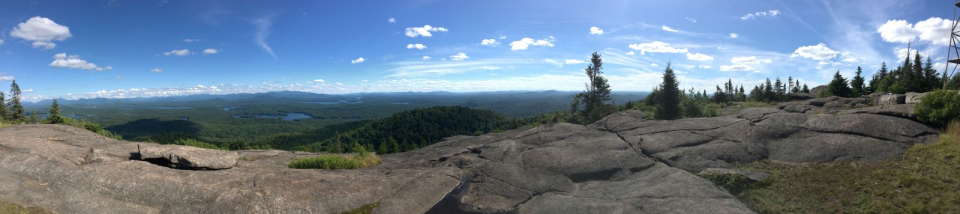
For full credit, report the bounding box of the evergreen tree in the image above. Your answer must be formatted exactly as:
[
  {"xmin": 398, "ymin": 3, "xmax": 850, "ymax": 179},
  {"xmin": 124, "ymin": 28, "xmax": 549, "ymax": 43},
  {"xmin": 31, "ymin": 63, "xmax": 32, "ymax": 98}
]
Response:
[
  {"xmin": 911, "ymin": 52, "xmax": 923, "ymax": 92},
  {"xmin": 29, "ymin": 110, "xmax": 40, "ymax": 124},
  {"xmin": 774, "ymin": 77, "xmax": 785, "ymax": 99},
  {"xmin": 802, "ymin": 84, "xmax": 810, "ymax": 93},
  {"xmin": 570, "ymin": 52, "xmax": 613, "ymax": 123},
  {"xmin": 7, "ymin": 80, "xmax": 25, "ymax": 122},
  {"xmin": 655, "ymin": 63, "xmax": 681, "ymax": 120},
  {"xmin": 46, "ymin": 98, "xmax": 65, "ymax": 124},
  {"xmin": 923, "ymin": 57, "xmax": 940, "ymax": 92},
  {"xmin": 713, "ymin": 85, "xmax": 727, "ymax": 104},
  {"xmin": 749, "ymin": 85, "xmax": 762, "ymax": 101},
  {"xmin": 851, "ymin": 66, "xmax": 865, "ymax": 96},
  {"xmin": 0, "ymin": 92, "xmax": 6, "ymax": 120},
  {"xmin": 738, "ymin": 85, "xmax": 745, "ymax": 101},
  {"xmin": 827, "ymin": 70, "xmax": 853, "ymax": 97},
  {"xmin": 332, "ymin": 132, "xmax": 343, "ymax": 153},
  {"xmin": 763, "ymin": 78, "xmax": 774, "ymax": 102},
  {"xmin": 788, "ymin": 76, "xmax": 793, "ymax": 93}
]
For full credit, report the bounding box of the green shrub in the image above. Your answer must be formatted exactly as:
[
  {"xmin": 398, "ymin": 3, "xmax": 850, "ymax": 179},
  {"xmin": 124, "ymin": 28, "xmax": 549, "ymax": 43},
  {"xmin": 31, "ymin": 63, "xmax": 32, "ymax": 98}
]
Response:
[
  {"xmin": 288, "ymin": 150, "xmax": 382, "ymax": 170},
  {"xmin": 173, "ymin": 139, "xmax": 223, "ymax": 150},
  {"xmin": 915, "ymin": 90, "xmax": 960, "ymax": 127}
]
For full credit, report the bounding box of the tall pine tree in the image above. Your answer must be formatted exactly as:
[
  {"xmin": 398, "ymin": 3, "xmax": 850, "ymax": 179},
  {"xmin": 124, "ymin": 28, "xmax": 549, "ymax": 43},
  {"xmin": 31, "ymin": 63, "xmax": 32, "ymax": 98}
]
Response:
[
  {"xmin": 7, "ymin": 80, "xmax": 25, "ymax": 122},
  {"xmin": 851, "ymin": 66, "xmax": 865, "ymax": 96},
  {"xmin": 655, "ymin": 63, "xmax": 681, "ymax": 120},
  {"xmin": 571, "ymin": 52, "xmax": 613, "ymax": 123},
  {"xmin": 827, "ymin": 70, "xmax": 852, "ymax": 97},
  {"xmin": 46, "ymin": 98, "xmax": 65, "ymax": 124}
]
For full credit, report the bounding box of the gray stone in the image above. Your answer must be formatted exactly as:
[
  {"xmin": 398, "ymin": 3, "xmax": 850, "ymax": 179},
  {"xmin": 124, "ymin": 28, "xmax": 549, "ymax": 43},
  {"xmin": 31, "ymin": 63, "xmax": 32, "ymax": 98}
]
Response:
[
  {"xmin": 138, "ymin": 144, "xmax": 239, "ymax": 169},
  {"xmin": 838, "ymin": 104, "xmax": 915, "ymax": 119},
  {"xmin": 777, "ymin": 96, "xmax": 870, "ymax": 114},
  {"xmin": 809, "ymin": 85, "xmax": 828, "ymax": 97},
  {"xmin": 905, "ymin": 92, "xmax": 928, "ymax": 104},
  {"xmin": 879, "ymin": 94, "xmax": 906, "ymax": 105},
  {"xmin": 787, "ymin": 92, "xmax": 815, "ymax": 101}
]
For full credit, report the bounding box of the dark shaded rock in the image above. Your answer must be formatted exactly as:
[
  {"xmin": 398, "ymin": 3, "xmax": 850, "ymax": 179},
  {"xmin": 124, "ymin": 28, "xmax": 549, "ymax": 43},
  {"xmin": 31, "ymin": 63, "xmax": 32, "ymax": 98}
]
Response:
[
  {"xmin": 787, "ymin": 92, "xmax": 815, "ymax": 101},
  {"xmin": 137, "ymin": 145, "xmax": 239, "ymax": 169}
]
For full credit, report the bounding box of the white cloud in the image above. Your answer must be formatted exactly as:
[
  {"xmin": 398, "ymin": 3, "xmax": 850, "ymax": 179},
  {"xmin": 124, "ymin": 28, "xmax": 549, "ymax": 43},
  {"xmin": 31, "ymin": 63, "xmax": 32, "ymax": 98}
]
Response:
[
  {"xmin": 544, "ymin": 59, "xmax": 563, "ymax": 67},
  {"xmin": 422, "ymin": 56, "xmax": 431, "ymax": 60},
  {"xmin": 386, "ymin": 59, "xmax": 516, "ymax": 77},
  {"xmin": 202, "ymin": 48, "xmax": 219, "ymax": 55},
  {"xmin": 351, "ymin": 57, "xmax": 365, "ymax": 64},
  {"xmin": 698, "ymin": 65, "xmax": 711, "ymax": 69},
  {"xmin": 406, "ymin": 44, "xmax": 427, "ymax": 49},
  {"xmin": 565, "ymin": 59, "xmax": 584, "ymax": 64},
  {"xmin": 790, "ymin": 43, "xmax": 838, "ymax": 61},
  {"xmin": 0, "ymin": 39, "xmax": 4, "ymax": 45},
  {"xmin": 253, "ymin": 15, "xmax": 278, "ymax": 60},
  {"xmin": 450, "ymin": 52, "xmax": 469, "ymax": 61},
  {"xmin": 183, "ymin": 39, "xmax": 202, "ymax": 42},
  {"xmin": 661, "ymin": 25, "xmax": 679, "ymax": 33},
  {"xmin": 729, "ymin": 33, "xmax": 739, "ymax": 38},
  {"xmin": 626, "ymin": 51, "xmax": 635, "ymax": 55},
  {"xmin": 686, "ymin": 17, "xmax": 697, "ymax": 23},
  {"xmin": 651, "ymin": 63, "xmax": 659, "ymax": 67},
  {"xmin": 720, "ymin": 64, "xmax": 755, "ymax": 72},
  {"xmin": 628, "ymin": 41, "xmax": 688, "ymax": 55},
  {"xmin": 9, "ymin": 16, "xmax": 72, "ymax": 49},
  {"xmin": 731, "ymin": 56, "xmax": 772, "ymax": 64},
  {"xmin": 388, "ymin": 18, "xmax": 396, "ymax": 23},
  {"xmin": 686, "ymin": 53, "xmax": 714, "ymax": 61},
  {"xmin": 840, "ymin": 52, "xmax": 859, "ymax": 63},
  {"xmin": 499, "ymin": 35, "xmax": 506, "ymax": 39},
  {"xmin": 0, "ymin": 76, "xmax": 14, "ymax": 81},
  {"xmin": 509, "ymin": 37, "xmax": 555, "ymax": 50},
  {"xmin": 878, "ymin": 18, "xmax": 951, "ymax": 45},
  {"xmin": 481, "ymin": 39, "xmax": 500, "ymax": 46},
  {"xmin": 740, "ymin": 10, "xmax": 781, "ymax": 20},
  {"xmin": 312, "ymin": 79, "xmax": 325, "ymax": 83},
  {"xmin": 404, "ymin": 25, "xmax": 448, "ymax": 38},
  {"xmin": 163, "ymin": 49, "xmax": 191, "ymax": 57},
  {"xmin": 49, "ymin": 53, "xmax": 111, "ymax": 71},
  {"xmin": 590, "ymin": 26, "xmax": 604, "ymax": 35},
  {"xmin": 150, "ymin": 68, "xmax": 163, "ymax": 73},
  {"xmin": 877, "ymin": 20, "xmax": 919, "ymax": 43}
]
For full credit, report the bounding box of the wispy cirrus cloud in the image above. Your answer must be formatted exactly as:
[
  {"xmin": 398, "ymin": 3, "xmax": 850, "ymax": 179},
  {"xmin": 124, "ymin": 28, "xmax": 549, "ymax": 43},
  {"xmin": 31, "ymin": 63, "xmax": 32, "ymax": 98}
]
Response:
[{"xmin": 252, "ymin": 14, "xmax": 278, "ymax": 60}]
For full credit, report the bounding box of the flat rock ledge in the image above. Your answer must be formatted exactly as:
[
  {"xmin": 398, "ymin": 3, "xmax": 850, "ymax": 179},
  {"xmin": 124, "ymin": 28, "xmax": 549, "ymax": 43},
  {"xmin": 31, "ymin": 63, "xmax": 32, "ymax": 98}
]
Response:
[
  {"xmin": 0, "ymin": 105, "xmax": 939, "ymax": 214},
  {"xmin": 137, "ymin": 145, "xmax": 239, "ymax": 169}
]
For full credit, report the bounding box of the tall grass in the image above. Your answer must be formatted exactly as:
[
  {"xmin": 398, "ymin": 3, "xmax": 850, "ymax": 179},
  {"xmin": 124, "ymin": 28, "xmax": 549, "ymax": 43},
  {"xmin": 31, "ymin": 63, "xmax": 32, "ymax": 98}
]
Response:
[{"xmin": 288, "ymin": 143, "xmax": 382, "ymax": 169}]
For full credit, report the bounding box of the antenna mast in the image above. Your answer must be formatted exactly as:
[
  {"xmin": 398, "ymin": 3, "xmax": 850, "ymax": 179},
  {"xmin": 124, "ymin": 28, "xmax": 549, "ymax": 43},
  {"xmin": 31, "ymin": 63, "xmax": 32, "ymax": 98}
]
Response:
[{"xmin": 943, "ymin": 0, "xmax": 960, "ymax": 89}]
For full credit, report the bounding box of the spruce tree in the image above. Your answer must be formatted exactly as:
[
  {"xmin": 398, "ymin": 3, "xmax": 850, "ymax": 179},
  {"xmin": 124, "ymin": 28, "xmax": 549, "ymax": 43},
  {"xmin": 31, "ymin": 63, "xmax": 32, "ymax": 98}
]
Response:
[
  {"xmin": 802, "ymin": 84, "xmax": 810, "ymax": 93},
  {"xmin": 7, "ymin": 80, "xmax": 25, "ymax": 122},
  {"xmin": 570, "ymin": 52, "xmax": 612, "ymax": 123},
  {"xmin": 29, "ymin": 110, "xmax": 40, "ymax": 124},
  {"xmin": 774, "ymin": 77, "xmax": 785, "ymax": 99},
  {"xmin": 912, "ymin": 52, "xmax": 923, "ymax": 92},
  {"xmin": 763, "ymin": 78, "xmax": 774, "ymax": 102},
  {"xmin": 827, "ymin": 70, "xmax": 852, "ymax": 97},
  {"xmin": 655, "ymin": 63, "xmax": 681, "ymax": 120},
  {"xmin": 923, "ymin": 57, "xmax": 939, "ymax": 92},
  {"xmin": 46, "ymin": 98, "xmax": 65, "ymax": 124},
  {"xmin": 851, "ymin": 66, "xmax": 865, "ymax": 96},
  {"xmin": 0, "ymin": 92, "xmax": 6, "ymax": 120}
]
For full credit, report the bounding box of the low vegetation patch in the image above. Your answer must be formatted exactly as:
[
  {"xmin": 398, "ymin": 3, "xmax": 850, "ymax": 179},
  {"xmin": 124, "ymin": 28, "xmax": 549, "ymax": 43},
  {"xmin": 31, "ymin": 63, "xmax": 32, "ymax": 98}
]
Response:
[
  {"xmin": 915, "ymin": 90, "xmax": 960, "ymax": 127},
  {"xmin": 342, "ymin": 201, "xmax": 379, "ymax": 214},
  {"xmin": 728, "ymin": 121, "xmax": 960, "ymax": 213},
  {"xmin": 289, "ymin": 143, "xmax": 382, "ymax": 169},
  {"xmin": 0, "ymin": 200, "xmax": 53, "ymax": 214}
]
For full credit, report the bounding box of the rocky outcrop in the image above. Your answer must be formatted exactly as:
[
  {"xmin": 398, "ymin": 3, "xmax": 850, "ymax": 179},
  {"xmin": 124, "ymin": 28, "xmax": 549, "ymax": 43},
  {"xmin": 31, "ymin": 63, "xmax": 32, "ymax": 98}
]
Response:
[
  {"xmin": 137, "ymin": 145, "xmax": 239, "ymax": 169},
  {"xmin": 777, "ymin": 96, "xmax": 871, "ymax": 114},
  {"xmin": 838, "ymin": 104, "xmax": 916, "ymax": 119},
  {"xmin": 0, "ymin": 105, "xmax": 939, "ymax": 214},
  {"xmin": 787, "ymin": 92, "xmax": 815, "ymax": 101},
  {"xmin": 905, "ymin": 92, "xmax": 928, "ymax": 104},
  {"xmin": 880, "ymin": 94, "xmax": 906, "ymax": 105}
]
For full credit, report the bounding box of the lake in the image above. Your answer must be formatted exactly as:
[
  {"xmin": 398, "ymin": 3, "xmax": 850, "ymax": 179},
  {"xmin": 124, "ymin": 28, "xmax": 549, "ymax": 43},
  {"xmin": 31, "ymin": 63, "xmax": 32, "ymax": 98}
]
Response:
[{"xmin": 234, "ymin": 113, "xmax": 312, "ymax": 121}]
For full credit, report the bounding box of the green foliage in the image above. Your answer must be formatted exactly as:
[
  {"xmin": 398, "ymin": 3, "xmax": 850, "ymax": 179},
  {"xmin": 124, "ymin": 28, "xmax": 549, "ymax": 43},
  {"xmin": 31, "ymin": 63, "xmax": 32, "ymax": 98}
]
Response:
[
  {"xmin": 826, "ymin": 70, "xmax": 853, "ymax": 97},
  {"xmin": 0, "ymin": 200, "xmax": 53, "ymax": 214},
  {"xmin": 701, "ymin": 173, "xmax": 769, "ymax": 195},
  {"xmin": 6, "ymin": 80, "xmax": 25, "ymax": 122},
  {"xmin": 851, "ymin": 66, "xmax": 866, "ymax": 96},
  {"xmin": 28, "ymin": 110, "xmax": 40, "ymax": 124},
  {"xmin": 871, "ymin": 54, "xmax": 941, "ymax": 94},
  {"xmin": 288, "ymin": 151, "xmax": 382, "ymax": 170},
  {"xmin": 732, "ymin": 122, "xmax": 960, "ymax": 213},
  {"xmin": 571, "ymin": 52, "xmax": 614, "ymax": 124},
  {"xmin": 173, "ymin": 138, "xmax": 223, "ymax": 150},
  {"xmin": 915, "ymin": 90, "xmax": 960, "ymax": 127},
  {"xmin": 655, "ymin": 63, "xmax": 681, "ymax": 120},
  {"xmin": 342, "ymin": 201, "xmax": 379, "ymax": 214}
]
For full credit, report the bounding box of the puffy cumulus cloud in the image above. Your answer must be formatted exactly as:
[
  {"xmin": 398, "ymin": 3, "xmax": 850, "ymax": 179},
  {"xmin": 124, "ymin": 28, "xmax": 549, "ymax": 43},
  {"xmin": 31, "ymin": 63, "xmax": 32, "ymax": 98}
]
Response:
[
  {"xmin": 450, "ymin": 52, "xmax": 469, "ymax": 61},
  {"xmin": 406, "ymin": 43, "xmax": 427, "ymax": 49},
  {"xmin": 150, "ymin": 68, "xmax": 163, "ymax": 73},
  {"xmin": 661, "ymin": 25, "xmax": 679, "ymax": 33},
  {"xmin": 404, "ymin": 25, "xmax": 448, "ymax": 38},
  {"xmin": 720, "ymin": 64, "xmax": 755, "ymax": 72},
  {"xmin": 163, "ymin": 49, "xmax": 191, "ymax": 57},
  {"xmin": 565, "ymin": 59, "xmax": 584, "ymax": 64},
  {"xmin": 741, "ymin": 10, "xmax": 780, "ymax": 20},
  {"xmin": 877, "ymin": 17, "xmax": 951, "ymax": 45},
  {"xmin": 790, "ymin": 43, "xmax": 838, "ymax": 61},
  {"xmin": 481, "ymin": 39, "xmax": 500, "ymax": 46},
  {"xmin": 509, "ymin": 37, "xmax": 555, "ymax": 50},
  {"xmin": 388, "ymin": 18, "xmax": 396, "ymax": 23},
  {"xmin": 628, "ymin": 41, "xmax": 688, "ymax": 55},
  {"xmin": 729, "ymin": 33, "xmax": 739, "ymax": 38},
  {"xmin": 686, "ymin": 53, "xmax": 714, "ymax": 61},
  {"xmin": 0, "ymin": 76, "xmax": 14, "ymax": 81},
  {"xmin": 202, "ymin": 48, "xmax": 219, "ymax": 55},
  {"xmin": 49, "ymin": 53, "xmax": 112, "ymax": 71},
  {"xmin": 590, "ymin": 26, "xmax": 604, "ymax": 35},
  {"xmin": 422, "ymin": 56, "xmax": 431, "ymax": 60},
  {"xmin": 9, "ymin": 16, "xmax": 72, "ymax": 49},
  {"xmin": 731, "ymin": 56, "xmax": 772, "ymax": 64},
  {"xmin": 351, "ymin": 57, "xmax": 365, "ymax": 64}
]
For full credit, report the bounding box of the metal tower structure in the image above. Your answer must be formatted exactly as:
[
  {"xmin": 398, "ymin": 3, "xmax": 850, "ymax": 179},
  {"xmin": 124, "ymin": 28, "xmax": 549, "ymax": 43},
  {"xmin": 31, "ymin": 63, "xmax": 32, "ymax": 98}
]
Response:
[{"xmin": 944, "ymin": 0, "xmax": 960, "ymax": 89}]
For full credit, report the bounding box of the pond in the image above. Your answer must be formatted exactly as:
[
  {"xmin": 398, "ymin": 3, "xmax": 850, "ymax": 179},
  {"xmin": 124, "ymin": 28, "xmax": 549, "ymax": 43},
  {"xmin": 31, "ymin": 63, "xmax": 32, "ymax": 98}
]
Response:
[
  {"xmin": 144, "ymin": 106, "xmax": 194, "ymax": 110},
  {"xmin": 222, "ymin": 107, "xmax": 238, "ymax": 111},
  {"xmin": 234, "ymin": 113, "xmax": 312, "ymax": 121},
  {"xmin": 299, "ymin": 100, "xmax": 364, "ymax": 105}
]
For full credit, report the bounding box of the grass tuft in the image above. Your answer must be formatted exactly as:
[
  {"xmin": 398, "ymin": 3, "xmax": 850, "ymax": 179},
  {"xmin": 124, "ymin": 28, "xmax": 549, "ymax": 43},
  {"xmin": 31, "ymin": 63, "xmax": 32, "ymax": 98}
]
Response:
[
  {"xmin": 0, "ymin": 200, "xmax": 53, "ymax": 214},
  {"xmin": 289, "ymin": 144, "xmax": 382, "ymax": 170}
]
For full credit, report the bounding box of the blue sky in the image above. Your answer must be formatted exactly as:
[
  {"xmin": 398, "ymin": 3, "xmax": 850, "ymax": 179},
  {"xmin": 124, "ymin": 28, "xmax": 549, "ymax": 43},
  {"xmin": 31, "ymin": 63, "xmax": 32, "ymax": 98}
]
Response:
[{"xmin": 0, "ymin": 0, "xmax": 954, "ymax": 101}]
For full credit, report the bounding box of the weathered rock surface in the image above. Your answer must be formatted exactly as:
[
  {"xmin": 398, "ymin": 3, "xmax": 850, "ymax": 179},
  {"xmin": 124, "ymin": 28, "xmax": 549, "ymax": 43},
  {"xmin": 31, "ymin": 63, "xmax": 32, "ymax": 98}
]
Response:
[
  {"xmin": 137, "ymin": 144, "xmax": 239, "ymax": 169},
  {"xmin": 699, "ymin": 168, "xmax": 770, "ymax": 182},
  {"xmin": 905, "ymin": 92, "xmax": 928, "ymax": 104},
  {"xmin": 787, "ymin": 92, "xmax": 815, "ymax": 101},
  {"xmin": 0, "ymin": 105, "xmax": 940, "ymax": 214},
  {"xmin": 777, "ymin": 96, "xmax": 871, "ymax": 114},
  {"xmin": 838, "ymin": 104, "xmax": 916, "ymax": 119},
  {"xmin": 880, "ymin": 94, "xmax": 906, "ymax": 105},
  {"xmin": 810, "ymin": 85, "xmax": 828, "ymax": 97}
]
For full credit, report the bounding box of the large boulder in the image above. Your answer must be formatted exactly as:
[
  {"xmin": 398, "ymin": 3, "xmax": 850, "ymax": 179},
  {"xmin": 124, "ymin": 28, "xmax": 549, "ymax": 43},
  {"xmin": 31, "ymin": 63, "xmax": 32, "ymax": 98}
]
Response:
[
  {"xmin": 809, "ymin": 85, "xmax": 828, "ymax": 97},
  {"xmin": 879, "ymin": 94, "xmax": 906, "ymax": 105},
  {"xmin": 777, "ymin": 96, "xmax": 870, "ymax": 114},
  {"xmin": 138, "ymin": 145, "xmax": 239, "ymax": 169},
  {"xmin": 905, "ymin": 92, "xmax": 928, "ymax": 104}
]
